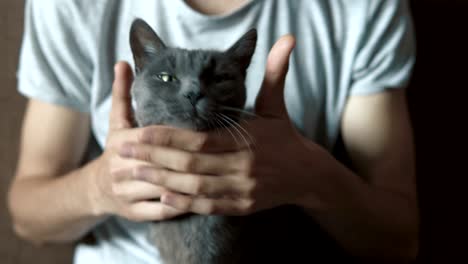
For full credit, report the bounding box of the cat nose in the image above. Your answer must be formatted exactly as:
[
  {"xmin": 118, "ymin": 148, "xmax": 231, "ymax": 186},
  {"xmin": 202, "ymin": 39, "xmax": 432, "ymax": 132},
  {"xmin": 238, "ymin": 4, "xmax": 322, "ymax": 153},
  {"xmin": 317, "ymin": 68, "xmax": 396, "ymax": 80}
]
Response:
[{"xmin": 185, "ymin": 91, "xmax": 204, "ymax": 106}]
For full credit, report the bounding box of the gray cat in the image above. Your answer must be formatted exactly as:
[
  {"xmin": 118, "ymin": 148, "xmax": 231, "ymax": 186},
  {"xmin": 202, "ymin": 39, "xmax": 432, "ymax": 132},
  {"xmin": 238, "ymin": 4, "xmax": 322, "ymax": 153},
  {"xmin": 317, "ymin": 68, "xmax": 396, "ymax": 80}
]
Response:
[{"xmin": 129, "ymin": 19, "xmax": 346, "ymax": 264}]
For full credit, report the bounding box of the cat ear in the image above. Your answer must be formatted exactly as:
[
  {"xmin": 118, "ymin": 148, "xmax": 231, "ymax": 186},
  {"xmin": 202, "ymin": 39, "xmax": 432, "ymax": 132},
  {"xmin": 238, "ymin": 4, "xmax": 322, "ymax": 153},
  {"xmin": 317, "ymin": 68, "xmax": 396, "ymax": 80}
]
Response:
[
  {"xmin": 226, "ymin": 29, "xmax": 257, "ymax": 70},
  {"xmin": 130, "ymin": 19, "xmax": 166, "ymax": 73}
]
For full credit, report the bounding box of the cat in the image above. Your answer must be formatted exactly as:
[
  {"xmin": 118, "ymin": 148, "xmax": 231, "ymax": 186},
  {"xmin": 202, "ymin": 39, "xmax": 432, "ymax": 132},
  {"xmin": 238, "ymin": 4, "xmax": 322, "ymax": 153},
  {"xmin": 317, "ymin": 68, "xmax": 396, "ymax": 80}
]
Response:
[{"xmin": 129, "ymin": 18, "xmax": 346, "ymax": 264}]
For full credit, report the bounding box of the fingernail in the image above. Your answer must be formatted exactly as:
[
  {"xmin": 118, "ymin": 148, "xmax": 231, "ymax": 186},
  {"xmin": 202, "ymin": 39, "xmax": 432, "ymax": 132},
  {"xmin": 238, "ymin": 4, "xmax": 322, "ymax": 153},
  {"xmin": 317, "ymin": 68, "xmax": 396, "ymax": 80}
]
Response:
[
  {"xmin": 161, "ymin": 193, "xmax": 175, "ymax": 206},
  {"xmin": 135, "ymin": 167, "xmax": 152, "ymax": 181},
  {"xmin": 119, "ymin": 143, "xmax": 133, "ymax": 158}
]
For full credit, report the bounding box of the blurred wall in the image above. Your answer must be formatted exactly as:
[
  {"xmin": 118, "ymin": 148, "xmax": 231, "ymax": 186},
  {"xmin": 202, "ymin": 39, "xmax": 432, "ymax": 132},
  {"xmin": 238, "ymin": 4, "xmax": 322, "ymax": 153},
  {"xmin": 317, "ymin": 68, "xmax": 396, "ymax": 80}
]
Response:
[
  {"xmin": 0, "ymin": 0, "xmax": 466, "ymax": 263},
  {"xmin": 0, "ymin": 0, "xmax": 74, "ymax": 263}
]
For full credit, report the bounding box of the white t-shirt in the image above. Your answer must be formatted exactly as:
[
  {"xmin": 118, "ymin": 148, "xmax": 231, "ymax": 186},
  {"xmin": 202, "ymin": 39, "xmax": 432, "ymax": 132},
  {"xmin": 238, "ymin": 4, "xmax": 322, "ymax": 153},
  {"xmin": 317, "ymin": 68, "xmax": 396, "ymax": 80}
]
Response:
[{"xmin": 17, "ymin": 0, "xmax": 416, "ymax": 263}]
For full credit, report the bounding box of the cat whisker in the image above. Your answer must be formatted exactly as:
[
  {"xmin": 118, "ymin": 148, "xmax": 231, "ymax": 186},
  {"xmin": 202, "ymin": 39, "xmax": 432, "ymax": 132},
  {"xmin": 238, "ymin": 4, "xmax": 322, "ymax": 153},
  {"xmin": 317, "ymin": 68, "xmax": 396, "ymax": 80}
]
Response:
[
  {"xmin": 220, "ymin": 113, "xmax": 256, "ymax": 149},
  {"xmin": 207, "ymin": 114, "xmax": 221, "ymax": 137},
  {"xmin": 217, "ymin": 113, "xmax": 253, "ymax": 153},
  {"xmin": 219, "ymin": 106, "xmax": 259, "ymax": 119},
  {"xmin": 205, "ymin": 116, "xmax": 214, "ymax": 132},
  {"xmin": 213, "ymin": 115, "xmax": 240, "ymax": 147}
]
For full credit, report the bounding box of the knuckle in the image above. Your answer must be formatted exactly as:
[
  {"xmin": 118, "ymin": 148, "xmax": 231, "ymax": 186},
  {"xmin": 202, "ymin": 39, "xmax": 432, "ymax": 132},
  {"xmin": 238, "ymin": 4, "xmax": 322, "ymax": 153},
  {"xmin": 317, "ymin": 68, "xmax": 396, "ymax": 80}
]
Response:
[
  {"xmin": 137, "ymin": 146, "xmax": 153, "ymax": 163},
  {"xmin": 242, "ymin": 199, "xmax": 255, "ymax": 214},
  {"xmin": 143, "ymin": 126, "xmax": 173, "ymax": 146},
  {"xmin": 242, "ymin": 159, "xmax": 254, "ymax": 176},
  {"xmin": 180, "ymin": 154, "xmax": 197, "ymax": 172},
  {"xmin": 204, "ymin": 202, "xmax": 216, "ymax": 215},
  {"xmin": 183, "ymin": 199, "xmax": 194, "ymax": 212},
  {"xmin": 138, "ymin": 127, "xmax": 153, "ymax": 144},
  {"xmin": 159, "ymin": 128, "xmax": 174, "ymax": 147},
  {"xmin": 158, "ymin": 168, "xmax": 169, "ymax": 179},
  {"xmin": 236, "ymin": 151, "xmax": 254, "ymax": 174},
  {"xmin": 132, "ymin": 166, "xmax": 142, "ymax": 178},
  {"xmin": 150, "ymin": 169, "xmax": 166, "ymax": 184},
  {"xmin": 177, "ymin": 198, "xmax": 192, "ymax": 212},
  {"xmin": 191, "ymin": 179, "xmax": 204, "ymax": 195},
  {"xmin": 244, "ymin": 179, "xmax": 257, "ymax": 198},
  {"xmin": 110, "ymin": 170, "xmax": 123, "ymax": 183},
  {"xmin": 133, "ymin": 166, "xmax": 148, "ymax": 181},
  {"xmin": 158, "ymin": 169, "xmax": 169, "ymax": 182},
  {"xmin": 193, "ymin": 133, "xmax": 208, "ymax": 151}
]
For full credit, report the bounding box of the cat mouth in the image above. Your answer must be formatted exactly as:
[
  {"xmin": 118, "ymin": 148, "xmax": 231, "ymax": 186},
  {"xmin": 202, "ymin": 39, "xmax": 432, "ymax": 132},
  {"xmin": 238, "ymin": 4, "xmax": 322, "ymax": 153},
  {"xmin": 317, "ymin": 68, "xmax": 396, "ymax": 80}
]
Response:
[
  {"xmin": 191, "ymin": 107, "xmax": 200, "ymax": 118},
  {"xmin": 176, "ymin": 111, "xmax": 210, "ymax": 131},
  {"xmin": 182, "ymin": 103, "xmax": 217, "ymax": 131},
  {"xmin": 192, "ymin": 119, "xmax": 211, "ymax": 132},
  {"xmin": 194, "ymin": 115, "xmax": 215, "ymax": 131}
]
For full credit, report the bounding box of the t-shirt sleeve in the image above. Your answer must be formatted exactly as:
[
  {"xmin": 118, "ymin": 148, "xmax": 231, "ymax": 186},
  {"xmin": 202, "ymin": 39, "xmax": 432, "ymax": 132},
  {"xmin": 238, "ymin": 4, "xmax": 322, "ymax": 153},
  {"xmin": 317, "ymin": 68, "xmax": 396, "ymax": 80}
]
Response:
[
  {"xmin": 350, "ymin": 0, "xmax": 416, "ymax": 95},
  {"xmin": 16, "ymin": 0, "xmax": 93, "ymax": 112}
]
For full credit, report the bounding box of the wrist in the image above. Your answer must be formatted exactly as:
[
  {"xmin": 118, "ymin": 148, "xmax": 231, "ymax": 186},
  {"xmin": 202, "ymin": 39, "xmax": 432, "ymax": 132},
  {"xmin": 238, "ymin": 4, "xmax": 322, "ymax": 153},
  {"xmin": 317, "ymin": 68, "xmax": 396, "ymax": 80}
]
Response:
[
  {"xmin": 295, "ymin": 142, "xmax": 364, "ymax": 213},
  {"xmin": 82, "ymin": 156, "xmax": 110, "ymax": 218}
]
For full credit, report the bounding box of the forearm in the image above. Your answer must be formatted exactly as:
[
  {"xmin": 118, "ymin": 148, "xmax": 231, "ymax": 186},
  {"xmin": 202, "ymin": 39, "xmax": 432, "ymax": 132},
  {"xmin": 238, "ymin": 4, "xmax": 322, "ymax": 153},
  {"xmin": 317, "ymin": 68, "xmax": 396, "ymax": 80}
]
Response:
[
  {"xmin": 8, "ymin": 158, "xmax": 106, "ymax": 244},
  {"xmin": 300, "ymin": 148, "xmax": 419, "ymax": 260}
]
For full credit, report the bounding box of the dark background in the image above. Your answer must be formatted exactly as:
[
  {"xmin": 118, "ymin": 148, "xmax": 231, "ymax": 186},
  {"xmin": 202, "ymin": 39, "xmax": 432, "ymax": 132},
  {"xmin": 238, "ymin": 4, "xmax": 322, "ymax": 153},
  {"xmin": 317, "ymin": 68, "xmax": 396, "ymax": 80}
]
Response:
[
  {"xmin": 1, "ymin": 1, "xmax": 466, "ymax": 263},
  {"xmin": 407, "ymin": 0, "xmax": 468, "ymax": 263}
]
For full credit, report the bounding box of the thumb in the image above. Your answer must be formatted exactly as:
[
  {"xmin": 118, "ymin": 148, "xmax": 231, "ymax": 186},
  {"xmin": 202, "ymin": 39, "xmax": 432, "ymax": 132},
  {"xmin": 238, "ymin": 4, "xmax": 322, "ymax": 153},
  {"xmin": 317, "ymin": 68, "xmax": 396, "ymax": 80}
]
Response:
[
  {"xmin": 109, "ymin": 61, "xmax": 134, "ymax": 131},
  {"xmin": 254, "ymin": 34, "xmax": 296, "ymax": 118}
]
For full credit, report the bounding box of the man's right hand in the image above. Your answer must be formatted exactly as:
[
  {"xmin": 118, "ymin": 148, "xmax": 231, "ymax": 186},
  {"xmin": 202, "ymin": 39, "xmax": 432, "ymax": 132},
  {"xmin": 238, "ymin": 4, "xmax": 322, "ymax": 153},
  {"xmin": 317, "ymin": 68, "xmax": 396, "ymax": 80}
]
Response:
[{"xmin": 88, "ymin": 62, "xmax": 184, "ymax": 222}]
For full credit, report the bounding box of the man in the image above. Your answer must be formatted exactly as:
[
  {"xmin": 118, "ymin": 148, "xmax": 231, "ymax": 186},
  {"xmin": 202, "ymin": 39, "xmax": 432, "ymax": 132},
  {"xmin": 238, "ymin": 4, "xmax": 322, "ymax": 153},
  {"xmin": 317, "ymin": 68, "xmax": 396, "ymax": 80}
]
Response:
[{"xmin": 8, "ymin": 0, "xmax": 419, "ymax": 263}]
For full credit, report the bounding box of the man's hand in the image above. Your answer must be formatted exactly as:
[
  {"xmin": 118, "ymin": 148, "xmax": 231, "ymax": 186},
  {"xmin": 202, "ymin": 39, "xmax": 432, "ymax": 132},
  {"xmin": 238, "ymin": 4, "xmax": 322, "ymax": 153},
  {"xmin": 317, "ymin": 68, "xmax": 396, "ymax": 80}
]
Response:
[
  {"xmin": 89, "ymin": 62, "xmax": 186, "ymax": 222},
  {"xmin": 110, "ymin": 36, "xmax": 418, "ymax": 259},
  {"xmin": 114, "ymin": 35, "xmax": 327, "ymax": 215}
]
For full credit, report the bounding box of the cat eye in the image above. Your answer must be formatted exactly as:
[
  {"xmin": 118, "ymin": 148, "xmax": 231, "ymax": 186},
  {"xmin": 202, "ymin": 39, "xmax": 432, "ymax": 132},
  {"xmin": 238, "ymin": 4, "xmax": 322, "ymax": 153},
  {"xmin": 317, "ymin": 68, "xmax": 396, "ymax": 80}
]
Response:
[{"xmin": 155, "ymin": 72, "xmax": 178, "ymax": 82}]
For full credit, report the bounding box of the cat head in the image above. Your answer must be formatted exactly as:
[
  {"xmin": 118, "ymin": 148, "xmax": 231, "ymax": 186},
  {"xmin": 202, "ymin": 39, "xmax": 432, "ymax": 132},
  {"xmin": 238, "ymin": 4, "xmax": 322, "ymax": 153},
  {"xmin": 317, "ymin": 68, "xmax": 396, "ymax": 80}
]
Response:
[{"xmin": 129, "ymin": 19, "xmax": 257, "ymax": 131}]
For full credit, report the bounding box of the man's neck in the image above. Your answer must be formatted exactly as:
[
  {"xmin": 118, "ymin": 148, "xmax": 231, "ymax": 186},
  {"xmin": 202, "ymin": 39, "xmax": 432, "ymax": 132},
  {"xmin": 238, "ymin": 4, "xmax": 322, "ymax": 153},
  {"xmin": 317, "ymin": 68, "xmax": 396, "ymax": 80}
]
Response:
[{"xmin": 184, "ymin": 0, "xmax": 251, "ymax": 15}]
